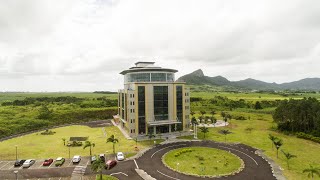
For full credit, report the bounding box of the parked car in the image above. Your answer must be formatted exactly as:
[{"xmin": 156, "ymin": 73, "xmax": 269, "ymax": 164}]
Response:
[
  {"xmin": 99, "ymin": 154, "xmax": 105, "ymax": 162},
  {"xmin": 14, "ymin": 160, "xmax": 26, "ymax": 167},
  {"xmin": 116, "ymin": 152, "xmax": 125, "ymax": 161},
  {"xmin": 55, "ymin": 157, "xmax": 65, "ymax": 167},
  {"xmin": 72, "ymin": 155, "xmax": 81, "ymax": 164},
  {"xmin": 22, "ymin": 159, "xmax": 35, "ymax": 168},
  {"xmin": 105, "ymin": 160, "xmax": 117, "ymax": 170},
  {"xmin": 91, "ymin": 156, "xmax": 97, "ymax": 164},
  {"xmin": 43, "ymin": 158, "xmax": 53, "ymax": 166}
]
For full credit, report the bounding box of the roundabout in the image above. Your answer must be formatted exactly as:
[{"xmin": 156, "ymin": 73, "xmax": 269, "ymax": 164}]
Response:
[
  {"xmin": 136, "ymin": 140, "xmax": 276, "ymax": 180},
  {"xmin": 162, "ymin": 146, "xmax": 244, "ymax": 178}
]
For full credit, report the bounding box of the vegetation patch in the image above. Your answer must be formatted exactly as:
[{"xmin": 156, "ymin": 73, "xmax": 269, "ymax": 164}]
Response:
[
  {"xmin": 40, "ymin": 129, "xmax": 56, "ymax": 135},
  {"xmin": 163, "ymin": 147, "xmax": 243, "ymax": 177},
  {"xmin": 95, "ymin": 174, "xmax": 119, "ymax": 180}
]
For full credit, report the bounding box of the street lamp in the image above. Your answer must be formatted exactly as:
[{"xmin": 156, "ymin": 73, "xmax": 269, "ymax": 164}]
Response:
[
  {"xmin": 68, "ymin": 146, "xmax": 71, "ymax": 159},
  {"xmin": 14, "ymin": 170, "xmax": 18, "ymax": 180},
  {"xmin": 15, "ymin": 145, "xmax": 18, "ymax": 161}
]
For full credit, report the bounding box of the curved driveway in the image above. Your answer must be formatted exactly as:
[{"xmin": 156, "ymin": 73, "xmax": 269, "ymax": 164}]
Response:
[{"xmin": 136, "ymin": 141, "xmax": 275, "ymax": 180}]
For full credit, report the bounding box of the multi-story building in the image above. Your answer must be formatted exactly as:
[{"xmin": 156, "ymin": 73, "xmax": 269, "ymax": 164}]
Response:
[{"xmin": 117, "ymin": 62, "xmax": 190, "ymax": 138}]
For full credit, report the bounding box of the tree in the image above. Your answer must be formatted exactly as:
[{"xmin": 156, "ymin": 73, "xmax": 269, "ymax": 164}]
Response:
[
  {"xmin": 273, "ymin": 139, "xmax": 283, "ymax": 158},
  {"xmin": 190, "ymin": 111, "xmax": 195, "ymax": 117},
  {"xmin": 268, "ymin": 134, "xmax": 278, "ymax": 150},
  {"xmin": 220, "ymin": 129, "xmax": 231, "ymax": 142},
  {"xmin": 106, "ymin": 135, "xmax": 119, "ymax": 154},
  {"xmin": 200, "ymin": 127, "xmax": 209, "ymax": 139},
  {"xmin": 83, "ymin": 141, "xmax": 95, "ymax": 156},
  {"xmin": 212, "ymin": 116, "xmax": 217, "ymax": 127},
  {"xmin": 303, "ymin": 165, "xmax": 320, "ymax": 180},
  {"xmin": 147, "ymin": 132, "xmax": 155, "ymax": 145},
  {"xmin": 38, "ymin": 105, "xmax": 53, "ymax": 119},
  {"xmin": 200, "ymin": 110, "xmax": 206, "ymax": 116},
  {"xmin": 191, "ymin": 117, "xmax": 198, "ymax": 127},
  {"xmin": 62, "ymin": 138, "xmax": 66, "ymax": 146},
  {"xmin": 281, "ymin": 150, "xmax": 297, "ymax": 170},
  {"xmin": 254, "ymin": 101, "xmax": 263, "ymax": 110},
  {"xmin": 91, "ymin": 156, "xmax": 105, "ymax": 180},
  {"xmin": 210, "ymin": 110, "xmax": 216, "ymax": 118}
]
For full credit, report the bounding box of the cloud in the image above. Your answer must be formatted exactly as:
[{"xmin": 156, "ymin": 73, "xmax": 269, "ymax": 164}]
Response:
[{"xmin": 0, "ymin": 0, "xmax": 319, "ymax": 91}]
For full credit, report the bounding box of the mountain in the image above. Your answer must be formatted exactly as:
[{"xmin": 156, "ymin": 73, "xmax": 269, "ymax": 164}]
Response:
[{"xmin": 177, "ymin": 69, "xmax": 320, "ymax": 91}]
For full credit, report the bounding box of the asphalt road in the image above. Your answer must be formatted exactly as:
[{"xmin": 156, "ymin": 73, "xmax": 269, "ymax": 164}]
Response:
[{"xmin": 136, "ymin": 141, "xmax": 276, "ymax": 180}]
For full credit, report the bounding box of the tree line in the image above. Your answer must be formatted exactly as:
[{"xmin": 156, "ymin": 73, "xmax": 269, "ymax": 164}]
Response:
[{"xmin": 273, "ymin": 97, "xmax": 320, "ymax": 137}]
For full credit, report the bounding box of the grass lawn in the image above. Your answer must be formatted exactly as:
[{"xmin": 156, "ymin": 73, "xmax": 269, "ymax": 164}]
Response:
[
  {"xmin": 181, "ymin": 112, "xmax": 320, "ymax": 180},
  {"xmin": 0, "ymin": 125, "xmax": 155, "ymax": 160},
  {"xmin": 163, "ymin": 147, "xmax": 242, "ymax": 177}
]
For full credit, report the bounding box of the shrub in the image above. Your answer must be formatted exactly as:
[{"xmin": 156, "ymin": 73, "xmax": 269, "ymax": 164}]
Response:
[
  {"xmin": 40, "ymin": 129, "xmax": 56, "ymax": 135},
  {"xmin": 296, "ymin": 132, "xmax": 320, "ymax": 144},
  {"xmin": 174, "ymin": 149, "xmax": 194, "ymax": 157}
]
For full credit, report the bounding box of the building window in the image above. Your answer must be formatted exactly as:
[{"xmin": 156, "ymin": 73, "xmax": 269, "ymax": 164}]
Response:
[
  {"xmin": 138, "ymin": 86, "xmax": 146, "ymax": 134},
  {"xmin": 154, "ymin": 86, "xmax": 169, "ymax": 121},
  {"xmin": 151, "ymin": 73, "xmax": 166, "ymax": 82},
  {"xmin": 176, "ymin": 86, "xmax": 183, "ymax": 131},
  {"xmin": 167, "ymin": 73, "xmax": 175, "ymax": 82},
  {"xmin": 125, "ymin": 73, "xmax": 150, "ymax": 82}
]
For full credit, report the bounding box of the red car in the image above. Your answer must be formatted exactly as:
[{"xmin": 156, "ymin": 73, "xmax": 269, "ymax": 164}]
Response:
[
  {"xmin": 105, "ymin": 160, "xmax": 117, "ymax": 170},
  {"xmin": 43, "ymin": 159, "xmax": 53, "ymax": 166}
]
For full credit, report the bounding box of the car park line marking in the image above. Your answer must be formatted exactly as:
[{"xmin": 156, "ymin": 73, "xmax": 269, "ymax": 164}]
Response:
[
  {"xmin": 157, "ymin": 170, "xmax": 180, "ymax": 180},
  {"xmin": 218, "ymin": 145, "xmax": 258, "ymax": 165},
  {"xmin": 68, "ymin": 161, "xmax": 72, "ymax": 167},
  {"xmin": 133, "ymin": 159, "xmax": 139, "ymax": 169},
  {"xmin": 48, "ymin": 161, "xmax": 55, "ymax": 168},
  {"xmin": 19, "ymin": 165, "xmax": 23, "ymax": 169},
  {"xmin": 0, "ymin": 161, "xmax": 10, "ymax": 169},
  {"xmin": 8, "ymin": 165, "xmax": 15, "ymax": 170},
  {"xmin": 151, "ymin": 144, "xmax": 187, "ymax": 158},
  {"xmin": 58, "ymin": 178, "xmax": 61, "ymax": 180},
  {"xmin": 110, "ymin": 172, "xmax": 128, "ymax": 176},
  {"xmin": 86, "ymin": 160, "xmax": 90, "ymax": 166}
]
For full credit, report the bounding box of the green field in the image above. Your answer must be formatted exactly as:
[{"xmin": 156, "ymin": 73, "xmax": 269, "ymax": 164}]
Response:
[
  {"xmin": 0, "ymin": 125, "xmax": 157, "ymax": 160},
  {"xmin": 0, "ymin": 92, "xmax": 117, "ymax": 103},
  {"xmin": 163, "ymin": 147, "xmax": 242, "ymax": 177}
]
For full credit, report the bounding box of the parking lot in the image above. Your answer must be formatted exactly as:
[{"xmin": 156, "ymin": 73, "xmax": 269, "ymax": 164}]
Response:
[{"xmin": 0, "ymin": 156, "xmax": 91, "ymax": 171}]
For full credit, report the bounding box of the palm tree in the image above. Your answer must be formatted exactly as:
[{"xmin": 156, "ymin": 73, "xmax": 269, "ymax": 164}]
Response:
[
  {"xmin": 273, "ymin": 139, "xmax": 283, "ymax": 158},
  {"xmin": 83, "ymin": 141, "xmax": 95, "ymax": 156},
  {"xmin": 106, "ymin": 135, "xmax": 119, "ymax": 154},
  {"xmin": 62, "ymin": 138, "xmax": 66, "ymax": 146},
  {"xmin": 220, "ymin": 129, "xmax": 231, "ymax": 142},
  {"xmin": 303, "ymin": 165, "xmax": 320, "ymax": 180},
  {"xmin": 91, "ymin": 156, "xmax": 105, "ymax": 180},
  {"xmin": 223, "ymin": 116, "xmax": 228, "ymax": 126},
  {"xmin": 199, "ymin": 127, "xmax": 209, "ymax": 139},
  {"xmin": 268, "ymin": 134, "xmax": 278, "ymax": 150},
  {"xmin": 212, "ymin": 117, "xmax": 217, "ymax": 127},
  {"xmin": 281, "ymin": 150, "xmax": 297, "ymax": 170}
]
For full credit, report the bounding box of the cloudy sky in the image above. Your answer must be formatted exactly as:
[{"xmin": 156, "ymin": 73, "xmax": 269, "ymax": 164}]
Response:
[{"xmin": 1, "ymin": 0, "xmax": 319, "ymax": 92}]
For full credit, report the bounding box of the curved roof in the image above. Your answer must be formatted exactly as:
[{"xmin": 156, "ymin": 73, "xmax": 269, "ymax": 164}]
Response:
[{"xmin": 120, "ymin": 62, "xmax": 178, "ymax": 75}]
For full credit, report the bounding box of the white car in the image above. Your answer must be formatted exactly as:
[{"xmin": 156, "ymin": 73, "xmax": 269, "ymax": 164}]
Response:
[
  {"xmin": 116, "ymin": 152, "xmax": 125, "ymax": 161},
  {"xmin": 22, "ymin": 159, "xmax": 35, "ymax": 168},
  {"xmin": 72, "ymin": 155, "xmax": 81, "ymax": 163}
]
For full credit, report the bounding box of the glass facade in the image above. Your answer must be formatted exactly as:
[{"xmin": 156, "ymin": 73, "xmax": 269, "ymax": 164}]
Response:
[
  {"xmin": 176, "ymin": 86, "xmax": 183, "ymax": 131},
  {"xmin": 138, "ymin": 86, "xmax": 146, "ymax": 134},
  {"xmin": 154, "ymin": 86, "xmax": 169, "ymax": 121},
  {"xmin": 125, "ymin": 73, "xmax": 175, "ymax": 83}
]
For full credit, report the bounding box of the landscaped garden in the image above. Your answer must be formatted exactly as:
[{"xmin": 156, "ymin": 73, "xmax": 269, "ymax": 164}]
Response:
[{"xmin": 163, "ymin": 147, "xmax": 243, "ymax": 177}]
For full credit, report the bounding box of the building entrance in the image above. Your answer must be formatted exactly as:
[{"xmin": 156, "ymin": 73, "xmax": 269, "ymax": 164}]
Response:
[{"xmin": 156, "ymin": 125, "xmax": 169, "ymax": 134}]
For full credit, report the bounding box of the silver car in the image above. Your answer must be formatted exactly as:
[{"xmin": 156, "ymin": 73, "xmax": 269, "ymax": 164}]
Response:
[
  {"xmin": 72, "ymin": 155, "xmax": 81, "ymax": 163},
  {"xmin": 22, "ymin": 159, "xmax": 35, "ymax": 168},
  {"xmin": 116, "ymin": 152, "xmax": 125, "ymax": 161}
]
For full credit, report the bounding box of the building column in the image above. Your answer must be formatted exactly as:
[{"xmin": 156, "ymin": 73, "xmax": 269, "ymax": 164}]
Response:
[
  {"xmin": 169, "ymin": 124, "xmax": 171, "ymax": 133},
  {"xmin": 153, "ymin": 126, "xmax": 156, "ymax": 135}
]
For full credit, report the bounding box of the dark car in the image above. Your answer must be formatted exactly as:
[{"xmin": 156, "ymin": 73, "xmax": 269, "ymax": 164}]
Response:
[
  {"xmin": 14, "ymin": 160, "xmax": 26, "ymax": 167},
  {"xmin": 105, "ymin": 160, "xmax": 117, "ymax": 170},
  {"xmin": 43, "ymin": 159, "xmax": 53, "ymax": 166},
  {"xmin": 99, "ymin": 154, "xmax": 105, "ymax": 162}
]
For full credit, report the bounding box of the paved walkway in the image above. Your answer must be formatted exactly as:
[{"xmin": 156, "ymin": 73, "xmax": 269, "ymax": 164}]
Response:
[{"xmin": 198, "ymin": 120, "xmax": 229, "ymax": 127}]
